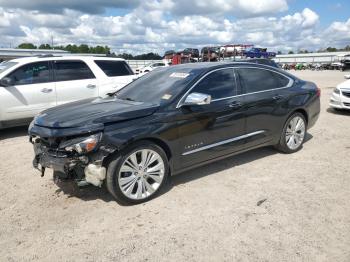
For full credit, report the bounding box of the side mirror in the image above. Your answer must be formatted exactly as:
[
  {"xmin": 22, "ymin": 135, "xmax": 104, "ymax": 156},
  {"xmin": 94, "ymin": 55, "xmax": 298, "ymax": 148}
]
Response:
[
  {"xmin": 0, "ymin": 77, "xmax": 14, "ymax": 87},
  {"xmin": 183, "ymin": 92, "xmax": 211, "ymax": 106}
]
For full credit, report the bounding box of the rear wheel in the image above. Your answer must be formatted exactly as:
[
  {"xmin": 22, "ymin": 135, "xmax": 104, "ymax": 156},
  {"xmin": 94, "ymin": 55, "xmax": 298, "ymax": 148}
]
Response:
[
  {"xmin": 106, "ymin": 141, "xmax": 169, "ymax": 205},
  {"xmin": 276, "ymin": 113, "xmax": 306, "ymax": 153}
]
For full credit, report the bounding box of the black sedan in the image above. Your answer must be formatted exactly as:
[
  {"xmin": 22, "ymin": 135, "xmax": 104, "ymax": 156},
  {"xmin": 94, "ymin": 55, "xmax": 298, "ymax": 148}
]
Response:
[{"xmin": 29, "ymin": 62, "xmax": 320, "ymax": 204}]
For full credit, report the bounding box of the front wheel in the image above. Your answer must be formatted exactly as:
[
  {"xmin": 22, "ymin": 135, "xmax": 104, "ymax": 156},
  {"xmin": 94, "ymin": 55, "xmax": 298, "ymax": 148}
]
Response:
[
  {"xmin": 106, "ymin": 141, "xmax": 169, "ymax": 205},
  {"xmin": 275, "ymin": 113, "xmax": 306, "ymax": 153}
]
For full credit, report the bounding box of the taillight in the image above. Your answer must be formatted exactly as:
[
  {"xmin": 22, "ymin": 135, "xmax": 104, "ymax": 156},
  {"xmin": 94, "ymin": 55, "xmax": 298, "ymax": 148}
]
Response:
[{"xmin": 316, "ymin": 86, "xmax": 321, "ymax": 97}]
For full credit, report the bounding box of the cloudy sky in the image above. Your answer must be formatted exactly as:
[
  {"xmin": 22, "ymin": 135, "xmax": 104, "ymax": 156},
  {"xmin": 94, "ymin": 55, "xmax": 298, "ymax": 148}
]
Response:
[{"xmin": 0, "ymin": 0, "xmax": 349, "ymax": 54}]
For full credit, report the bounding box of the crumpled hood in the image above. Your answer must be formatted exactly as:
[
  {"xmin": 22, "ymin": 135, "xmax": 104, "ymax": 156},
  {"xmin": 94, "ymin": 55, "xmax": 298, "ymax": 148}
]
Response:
[{"xmin": 34, "ymin": 97, "xmax": 159, "ymax": 129}]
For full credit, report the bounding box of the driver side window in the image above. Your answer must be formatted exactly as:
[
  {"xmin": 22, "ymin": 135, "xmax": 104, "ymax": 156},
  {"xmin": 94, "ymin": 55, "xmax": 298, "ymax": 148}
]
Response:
[
  {"xmin": 6, "ymin": 62, "xmax": 51, "ymax": 86},
  {"xmin": 192, "ymin": 68, "xmax": 237, "ymax": 100}
]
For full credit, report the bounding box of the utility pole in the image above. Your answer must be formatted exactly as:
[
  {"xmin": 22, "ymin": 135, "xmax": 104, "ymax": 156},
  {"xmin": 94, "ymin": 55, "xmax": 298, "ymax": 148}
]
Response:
[{"xmin": 51, "ymin": 35, "xmax": 54, "ymax": 50}]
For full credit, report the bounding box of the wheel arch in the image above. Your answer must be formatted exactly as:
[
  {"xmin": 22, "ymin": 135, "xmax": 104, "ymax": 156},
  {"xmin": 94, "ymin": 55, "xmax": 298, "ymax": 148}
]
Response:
[
  {"xmin": 292, "ymin": 108, "xmax": 309, "ymax": 125},
  {"xmin": 102, "ymin": 136, "xmax": 173, "ymax": 168}
]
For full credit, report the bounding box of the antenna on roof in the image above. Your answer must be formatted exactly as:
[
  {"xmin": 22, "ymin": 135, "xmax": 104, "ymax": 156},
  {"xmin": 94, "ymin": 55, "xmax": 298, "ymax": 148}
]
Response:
[{"xmin": 51, "ymin": 35, "xmax": 54, "ymax": 50}]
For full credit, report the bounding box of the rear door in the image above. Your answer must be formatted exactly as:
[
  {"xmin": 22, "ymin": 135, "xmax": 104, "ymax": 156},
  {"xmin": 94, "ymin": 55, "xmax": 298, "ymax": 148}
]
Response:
[
  {"xmin": 54, "ymin": 60, "xmax": 98, "ymax": 105},
  {"xmin": 235, "ymin": 67, "xmax": 292, "ymax": 146},
  {"xmin": 0, "ymin": 61, "xmax": 56, "ymax": 122},
  {"xmin": 176, "ymin": 68, "xmax": 246, "ymax": 169},
  {"xmin": 93, "ymin": 60, "xmax": 135, "ymax": 95}
]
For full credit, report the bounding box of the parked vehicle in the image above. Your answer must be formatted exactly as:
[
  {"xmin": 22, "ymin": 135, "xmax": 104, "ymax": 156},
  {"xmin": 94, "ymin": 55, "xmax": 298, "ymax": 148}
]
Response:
[
  {"xmin": 201, "ymin": 47, "xmax": 220, "ymax": 62},
  {"xmin": 29, "ymin": 62, "xmax": 320, "ymax": 204},
  {"xmin": 329, "ymin": 75, "xmax": 350, "ymax": 110},
  {"xmin": 340, "ymin": 55, "xmax": 350, "ymax": 71},
  {"xmin": 0, "ymin": 56, "xmax": 136, "ymax": 129},
  {"xmin": 135, "ymin": 62, "xmax": 169, "ymax": 74},
  {"xmin": 183, "ymin": 48, "xmax": 200, "ymax": 58},
  {"xmin": 330, "ymin": 62, "xmax": 343, "ymax": 70},
  {"xmin": 164, "ymin": 50, "xmax": 175, "ymax": 59},
  {"xmin": 220, "ymin": 45, "xmax": 251, "ymax": 57},
  {"xmin": 243, "ymin": 47, "xmax": 276, "ymax": 59}
]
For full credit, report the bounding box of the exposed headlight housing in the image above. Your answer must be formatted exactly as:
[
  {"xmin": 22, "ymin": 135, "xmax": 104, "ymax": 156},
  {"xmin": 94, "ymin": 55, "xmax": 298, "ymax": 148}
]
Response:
[
  {"xmin": 59, "ymin": 133, "xmax": 102, "ymax": 154},
  {"xmin": 333, "ymin": 87, "xmax": 340, "ymax": 95}
]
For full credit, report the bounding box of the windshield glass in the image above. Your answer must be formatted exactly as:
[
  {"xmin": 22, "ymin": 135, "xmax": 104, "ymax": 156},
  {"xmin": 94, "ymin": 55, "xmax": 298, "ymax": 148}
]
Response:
[
  {"xmin": 0, "ymin": 61, "xmax": 18, "ymax": 74},
  {"xmin": 116, "ymin": 66, "xmax": 199, "ymax": 104}
]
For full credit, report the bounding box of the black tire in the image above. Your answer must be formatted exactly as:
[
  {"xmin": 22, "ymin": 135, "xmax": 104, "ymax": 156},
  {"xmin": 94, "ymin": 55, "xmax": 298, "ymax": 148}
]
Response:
[
  {"xmin": 106, "ymin": 141, "xmax": 169, "ymax": 205},
  {"xmin": 275, "ymin": 112, "xmax": 307, "ymax": 154}
]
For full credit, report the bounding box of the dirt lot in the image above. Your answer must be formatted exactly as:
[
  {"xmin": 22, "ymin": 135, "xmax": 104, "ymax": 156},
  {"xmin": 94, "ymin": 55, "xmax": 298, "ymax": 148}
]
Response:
[{"xmin": 0, "ymin": 70, "xmax": 349, "ymax": 262}]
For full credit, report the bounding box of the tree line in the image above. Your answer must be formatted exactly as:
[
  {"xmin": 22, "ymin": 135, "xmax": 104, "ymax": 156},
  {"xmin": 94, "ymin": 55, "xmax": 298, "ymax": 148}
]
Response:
[
  {"xmin": 17, "ymin": 42, "xmax": 350, "ymax": 58},
  {"xmin": 16, "ymin": 43, "xmax": 162, "ymax": 60}
]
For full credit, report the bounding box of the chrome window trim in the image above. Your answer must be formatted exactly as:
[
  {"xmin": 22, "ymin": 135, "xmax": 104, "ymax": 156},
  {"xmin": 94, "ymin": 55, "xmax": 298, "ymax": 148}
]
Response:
[
  {"xmin": 176, "ymin": 66, "xmax": 293, "ymax": 108},
  {"xmin": 182, "ymin": 130, "xmax": 265, "ymax": 156}
]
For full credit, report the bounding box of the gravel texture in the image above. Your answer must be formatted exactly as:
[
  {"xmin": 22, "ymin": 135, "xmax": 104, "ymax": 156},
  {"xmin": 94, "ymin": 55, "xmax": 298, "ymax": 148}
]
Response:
[{"xmin": 0, "ymin": 70, "xmax": 349, "ymax": 262}]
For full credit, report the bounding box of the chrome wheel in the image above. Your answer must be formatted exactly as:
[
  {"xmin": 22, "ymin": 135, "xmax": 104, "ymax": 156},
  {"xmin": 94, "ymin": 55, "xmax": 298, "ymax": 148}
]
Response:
[
  {"xmin": 285, "ymin": 116, "xmax": 306, "ymax": 150},
  {"xmin": 118, "ymin": 149, "xmax": 165, "ymax": 200}
]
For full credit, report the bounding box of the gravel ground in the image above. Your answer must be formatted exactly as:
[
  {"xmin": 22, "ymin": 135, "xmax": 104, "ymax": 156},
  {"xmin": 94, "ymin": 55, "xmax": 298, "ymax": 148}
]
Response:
[{"xmin": 0, "ymin": 70, "xmax": 349, "ymax": 262}]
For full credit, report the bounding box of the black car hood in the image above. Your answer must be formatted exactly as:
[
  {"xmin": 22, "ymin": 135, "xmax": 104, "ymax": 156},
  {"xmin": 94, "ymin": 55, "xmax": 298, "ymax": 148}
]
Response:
[{"xmin": 34, "ymin": 97, "xmax": 159, "ymax": 129}]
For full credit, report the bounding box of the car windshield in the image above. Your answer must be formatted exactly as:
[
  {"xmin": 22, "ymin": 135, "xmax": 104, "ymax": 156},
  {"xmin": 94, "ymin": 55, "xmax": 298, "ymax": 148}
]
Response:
[
  {"xmin": 116, "ymin": 66, "xmax": 198, "ymax": 104},
  {"xmin": 0, "ymin": 61, "xmax": 18, "ymax": 74}
]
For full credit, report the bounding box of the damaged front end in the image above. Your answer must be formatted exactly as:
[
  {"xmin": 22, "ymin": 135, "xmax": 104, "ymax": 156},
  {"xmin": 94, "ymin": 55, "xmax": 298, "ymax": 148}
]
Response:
[{"xmin": 30, "ymin": 131, "xmax": 116, "ymax": 187}]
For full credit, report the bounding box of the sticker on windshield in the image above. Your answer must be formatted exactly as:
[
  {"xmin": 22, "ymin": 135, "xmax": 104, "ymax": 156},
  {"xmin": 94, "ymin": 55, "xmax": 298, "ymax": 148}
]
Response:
[
  {"xmin": 170, "ymin": 72, "xmax": 190, "ymax": 78},
  {"xmin": 162, "ymin": 94, "xmax": 172, "ymax": 100}
]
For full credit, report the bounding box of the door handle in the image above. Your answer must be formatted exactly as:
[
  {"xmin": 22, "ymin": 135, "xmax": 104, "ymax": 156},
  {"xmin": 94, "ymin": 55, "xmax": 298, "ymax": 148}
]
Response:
[
  {"xmin": 229, "ymin": 101, "xmax": 243, "ymax": 108},
  {"xmin": 41, "ymin": 88, "xmax": 53, "ymax": 93},
  {"xmin": 273, "ymin": 94, "xmax": 284, "ymax": 100},
  {"xmin": 87, "ymin": 84, "xmax": 96, "ymax": 89}
]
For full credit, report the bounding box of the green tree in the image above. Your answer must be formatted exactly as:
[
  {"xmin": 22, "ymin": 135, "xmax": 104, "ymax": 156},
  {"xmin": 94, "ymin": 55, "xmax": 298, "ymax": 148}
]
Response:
[
  {"xmin": 277, "ymin": 51, "xmax": 282, "ymax": 55},
  {"xmin": 133, "ymin": 52, "xmax": 162, "ymax": 60},
  {"xmin": 38, "ymin": 44, "xmax": 51, "ymax": 49},
  {"xmin": 17, "ymin": 43, "xmax": 37, "ymax": 49},
  {"xmin": 78, "ymin": 44, "xmax": 90, "ymax": 53},
  {"xmin": 117, "ymin": 53, "xmax": 134, "ymax": 60},
  {"xmin": 288, "ymin": 50, "xmax": 294, "ymax": 54},
  {"xmin": 326, "ymin": 47, "xmax": 337, "ymax": 52}
]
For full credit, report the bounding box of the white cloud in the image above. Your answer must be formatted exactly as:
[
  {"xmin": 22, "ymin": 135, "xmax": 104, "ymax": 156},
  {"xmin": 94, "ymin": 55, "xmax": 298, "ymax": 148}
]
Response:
[
  {"xmin": 171, "ymin": 0, "xmax": 288, "ymax": 17},
  {"xmin": 0, "ymin": 2, "xmax": 349, "ymax": 54},
  {"xmin": 323, "ymin": 18, "xmax": 350, "ymax": 46}
]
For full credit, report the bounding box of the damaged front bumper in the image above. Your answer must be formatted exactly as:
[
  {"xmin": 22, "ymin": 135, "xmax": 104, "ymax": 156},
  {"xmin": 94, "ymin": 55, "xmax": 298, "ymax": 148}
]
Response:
[{"xmin": 30, "ymin": 136, "xmax": 115, "ymax": 187}]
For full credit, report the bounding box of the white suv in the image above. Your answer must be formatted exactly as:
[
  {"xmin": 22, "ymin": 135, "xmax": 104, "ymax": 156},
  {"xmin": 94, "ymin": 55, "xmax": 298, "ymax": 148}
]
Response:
[{"xmin": 0, "ymin": 56, "xmax": 136, "ymax": 129}]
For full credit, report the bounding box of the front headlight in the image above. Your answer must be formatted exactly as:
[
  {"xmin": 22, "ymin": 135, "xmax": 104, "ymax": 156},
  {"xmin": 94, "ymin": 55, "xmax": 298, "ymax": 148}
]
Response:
[
  {"xmin": 334, "ymin": 87, "xmax": 340, "ymax": 95},
  {"xmin": 59, "ymin": 133, "xmax": 102, "ymax": 154}
]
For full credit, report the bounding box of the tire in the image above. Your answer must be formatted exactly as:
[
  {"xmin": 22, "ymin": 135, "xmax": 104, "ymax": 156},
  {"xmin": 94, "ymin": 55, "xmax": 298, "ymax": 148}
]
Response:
[
  {"xmin": 106, "ymin": 141, "xmax": 169, "ymax": 205},
  {"xmin": 275, "ymin": 112, "xmax": 307, "ymax": 154}
]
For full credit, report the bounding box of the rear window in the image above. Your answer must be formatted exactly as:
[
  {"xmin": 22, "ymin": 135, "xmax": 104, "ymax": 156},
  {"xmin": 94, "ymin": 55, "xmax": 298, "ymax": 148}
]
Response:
[
  {"xmin": 237, "ymin": 68, "xmax": 290, "ymax": 93},
  {"xmin": 94, "ymin": 60, "xmax": 134, "ymax": 77},
  {"xmin": 54, "ymin": 60, "xmax": 95, "ymax": 81}
]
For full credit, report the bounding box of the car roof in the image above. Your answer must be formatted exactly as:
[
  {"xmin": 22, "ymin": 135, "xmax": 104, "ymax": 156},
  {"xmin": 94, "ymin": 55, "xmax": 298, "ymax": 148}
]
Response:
[
  {"xmin": 9, "ymin": 55, "xmax": 126, "ymax": 64},
  {"xmin": 169, "ymin": 61, "xmax": 277, "ymax": 71},
  {"xmin": 166, "ymin": 61, "xmax": 295, "ymax": 79}
]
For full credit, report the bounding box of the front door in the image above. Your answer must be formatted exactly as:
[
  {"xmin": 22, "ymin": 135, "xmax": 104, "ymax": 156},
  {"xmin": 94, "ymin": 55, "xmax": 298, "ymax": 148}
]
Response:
[
  {"xmin": 176, "ymin": 68, "xmax": 246, "ymax": 169},
  {"xmin": 0, "ymin": 61, "xmax": 56, "ymax": 122}
]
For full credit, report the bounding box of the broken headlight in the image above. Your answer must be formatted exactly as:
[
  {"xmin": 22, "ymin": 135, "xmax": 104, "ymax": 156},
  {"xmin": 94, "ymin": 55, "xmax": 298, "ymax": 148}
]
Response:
[{"xmin": 59, "ymin": 133, "xmax": 102, "ymax": 154}]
